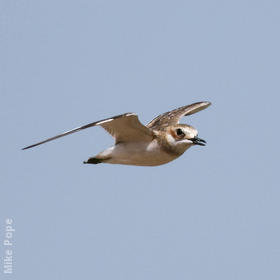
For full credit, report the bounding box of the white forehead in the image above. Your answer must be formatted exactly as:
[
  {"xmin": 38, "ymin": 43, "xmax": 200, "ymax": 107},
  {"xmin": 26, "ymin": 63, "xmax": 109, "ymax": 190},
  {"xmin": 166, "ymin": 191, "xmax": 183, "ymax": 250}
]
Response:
[{"xmin": 180, "ymin": 125, "xmax": 198, "ymax": 135}]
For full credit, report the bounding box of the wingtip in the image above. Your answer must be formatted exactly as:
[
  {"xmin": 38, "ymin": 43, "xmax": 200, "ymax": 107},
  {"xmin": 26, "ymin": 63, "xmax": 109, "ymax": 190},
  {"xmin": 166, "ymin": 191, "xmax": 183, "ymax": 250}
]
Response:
[
  {"xmin": 199, "ymin": 101, "xmax": 212, "ymax": 109},
  {"xmin": 22, "ymin": 146, "xmax": 30, "ymax": 150},
  {"xmin": 22, "ymin": 144, "xmax": 36, "ymax": 150},
  {"xmin": 202, "ymin": 101, "xmax": 212, "ymax": 106}
]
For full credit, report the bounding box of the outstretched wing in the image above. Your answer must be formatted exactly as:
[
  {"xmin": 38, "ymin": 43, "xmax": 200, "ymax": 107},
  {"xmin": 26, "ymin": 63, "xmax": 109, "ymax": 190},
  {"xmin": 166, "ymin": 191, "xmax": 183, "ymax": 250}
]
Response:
[
  {"xmin": 22, "ymin": 113, "xmax": 153, "ymax": 150},
  {"xmin": 147, "ymin": 101, "xmax": 211, "ymax": 130}
]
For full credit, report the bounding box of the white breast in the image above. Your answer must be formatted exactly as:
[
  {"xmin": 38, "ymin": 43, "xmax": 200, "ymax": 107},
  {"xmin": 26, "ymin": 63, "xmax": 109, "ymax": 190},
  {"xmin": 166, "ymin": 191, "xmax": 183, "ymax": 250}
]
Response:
[{"xmin": 101, "ymin": 140, "xmax": 177, "ymax": 166}]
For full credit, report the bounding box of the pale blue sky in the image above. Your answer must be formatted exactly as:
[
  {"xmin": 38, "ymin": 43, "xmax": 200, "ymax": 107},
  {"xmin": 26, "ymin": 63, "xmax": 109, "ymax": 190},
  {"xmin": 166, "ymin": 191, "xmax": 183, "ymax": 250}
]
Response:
[{"xmin": 1, "ymin": 0, "xmax": 280, "ymax": 279}]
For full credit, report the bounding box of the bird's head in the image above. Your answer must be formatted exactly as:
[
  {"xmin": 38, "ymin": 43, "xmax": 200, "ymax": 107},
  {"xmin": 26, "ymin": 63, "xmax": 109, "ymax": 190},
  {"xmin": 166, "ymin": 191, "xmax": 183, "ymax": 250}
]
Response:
[{"xmin": 165, "ymin": 124, "xmax": 206, "ymax": 154}]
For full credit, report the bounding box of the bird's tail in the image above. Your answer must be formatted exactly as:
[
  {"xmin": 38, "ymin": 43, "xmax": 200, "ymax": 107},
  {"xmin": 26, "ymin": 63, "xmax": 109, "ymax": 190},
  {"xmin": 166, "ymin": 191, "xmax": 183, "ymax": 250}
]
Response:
[{"xmin": 83, "ymin": 157, "xmax": 103, "ymax": 164}]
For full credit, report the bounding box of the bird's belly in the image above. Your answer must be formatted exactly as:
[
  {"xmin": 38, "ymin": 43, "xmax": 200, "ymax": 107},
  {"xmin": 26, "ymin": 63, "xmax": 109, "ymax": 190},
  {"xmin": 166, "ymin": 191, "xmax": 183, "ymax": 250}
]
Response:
[{"xmin": 105, "ymin": 141, "xmax": 176, "ymax": 166}]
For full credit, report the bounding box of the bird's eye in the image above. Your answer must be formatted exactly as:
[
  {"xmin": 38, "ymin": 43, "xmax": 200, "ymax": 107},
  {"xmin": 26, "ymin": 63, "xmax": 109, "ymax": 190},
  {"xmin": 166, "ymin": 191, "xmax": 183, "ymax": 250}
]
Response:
[{"xmin": 176, "ymin": 128, "xmax": 184, "ymax": 136}]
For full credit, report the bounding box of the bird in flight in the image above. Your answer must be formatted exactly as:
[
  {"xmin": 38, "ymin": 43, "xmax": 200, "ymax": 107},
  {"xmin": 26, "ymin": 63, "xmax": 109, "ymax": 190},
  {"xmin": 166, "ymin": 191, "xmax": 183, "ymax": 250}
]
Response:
[{"xmin": 23, "ymin": 101, "xmax": 211, "ymax": 166}]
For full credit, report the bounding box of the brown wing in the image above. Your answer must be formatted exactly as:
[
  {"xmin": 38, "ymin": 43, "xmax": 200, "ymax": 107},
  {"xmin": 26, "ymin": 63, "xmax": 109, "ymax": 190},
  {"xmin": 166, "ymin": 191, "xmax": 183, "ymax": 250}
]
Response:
[
  {"xmin": 22, "ymin": 113, "xmax": 153, "ymax": 150},
  {"xmin": 147, "ymin": 101, "xmax": 211, "ymax": 130}
]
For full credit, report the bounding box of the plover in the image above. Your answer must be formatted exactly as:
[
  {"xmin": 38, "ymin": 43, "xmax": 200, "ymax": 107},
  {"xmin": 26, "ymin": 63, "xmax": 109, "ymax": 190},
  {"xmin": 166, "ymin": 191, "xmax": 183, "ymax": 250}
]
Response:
[{"xmin": 23, "ymin": 101, "xmax": 211, "ymax": 166}]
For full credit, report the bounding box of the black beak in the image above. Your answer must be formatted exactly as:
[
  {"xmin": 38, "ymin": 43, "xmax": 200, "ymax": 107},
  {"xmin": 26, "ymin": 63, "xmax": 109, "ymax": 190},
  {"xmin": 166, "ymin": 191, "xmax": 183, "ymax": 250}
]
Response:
[{"xmin": 190, "ymin": 136, "xmax": 206, "ymax": 146}]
